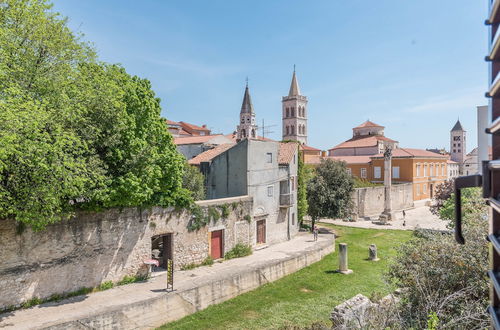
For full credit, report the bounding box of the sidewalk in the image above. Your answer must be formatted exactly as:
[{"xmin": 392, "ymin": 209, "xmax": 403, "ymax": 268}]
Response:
[
  {"xmin": 0, "ymin": 231, "xmax": 334, "ymax": 330},
  {"xmin": 319, "ymin": 206, "xmax": 449, "ymax": 231}
]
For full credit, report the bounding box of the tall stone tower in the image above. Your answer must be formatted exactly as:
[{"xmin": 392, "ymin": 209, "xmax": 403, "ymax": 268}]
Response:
[
  {"xmin": 237, "ymin": 82, "xmax": 257, "ymax": 141},
  {"xmin": 450, "ymin": 119, "xmax": 466, "ymax": 164},
  {"xmin": 282, "ymin": 69, "xmax": 308, "ymax": 144}
]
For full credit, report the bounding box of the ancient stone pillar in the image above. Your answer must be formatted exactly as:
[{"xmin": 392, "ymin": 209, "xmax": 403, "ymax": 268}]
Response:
[
  {"xmin": 379, "ymin": 146, "xmax": 395, "ymax": 223},
  {"xmin": 368, "ymin": 244, "xmax": 379, "ymax": 261},
  {"xmin": 338, "ymin": 243, "xmax": 353, "ymax": 274}
]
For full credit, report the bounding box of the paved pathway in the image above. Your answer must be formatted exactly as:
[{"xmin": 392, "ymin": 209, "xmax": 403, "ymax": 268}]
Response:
[
  {"xmin": 0, "ymin": 232, "xmax": 334, "ymax": 329},
  {"xmin": 319, "ymin": 206, "xmax": 450, "ymax": 231}
]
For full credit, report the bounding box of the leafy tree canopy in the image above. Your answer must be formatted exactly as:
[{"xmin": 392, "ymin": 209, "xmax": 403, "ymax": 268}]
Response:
[
  {"xmin": 182, "ymin": 163, "xmax": 206, "ymax": 201},
  {"xmin": 306, "ymin": 159, "xmax": 354, "ymax": 222},
  {"xmin": 0, "ymin": 0, "xmax": 190, "ymax": 230}
]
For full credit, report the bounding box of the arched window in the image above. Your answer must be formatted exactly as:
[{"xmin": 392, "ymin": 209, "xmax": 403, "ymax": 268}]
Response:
[
  {"xmin": 291, "ymin": 107, "xmax": 295, "ymax": 117},
  {"xmin": 246, "ymin": 117, "xmax": 250, "ymax": 123},
  {"xmin": 299, "ymin": 125, "xmax": 303, "ymax": 134},
  {"xmin": 251, "ymin": 129, "xmax": 256, "ymax": 138},
  {"xmin": 303, "ymin": 107, "xmax": 306, "ymax": 117},
  {"xmin": 241, "ymin": 129, "xmax": 246, "ymax": 138},
  {"xmin": 299, "ymin": 107, "xmax": 303, "ymax": 117},
  {"xmin": 286, "ymin": 108, "xmax": 289, "ymax": 117},
  {"xmin": 303, "ymin": 125, "xmax": 306, "ymax": 135},
  {"xmin": 286, "ymin": 126, "xmax": 289, "ymax": 135},
  {"xmin": 292, "ymin": 125, "xmax": 295, "ymax": 134}
]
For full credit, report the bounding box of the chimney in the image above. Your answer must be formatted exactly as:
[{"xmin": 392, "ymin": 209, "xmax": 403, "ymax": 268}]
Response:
[{"xmin": 202, "ymin": 124, "xmax": 207, "ymax": 128}]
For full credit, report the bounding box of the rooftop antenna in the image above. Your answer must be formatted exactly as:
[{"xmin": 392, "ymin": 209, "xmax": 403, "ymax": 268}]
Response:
[
  {"xmin": 246, "ymin": 76, "xmax": 248, "ymax": 87},
  {"xmin": 261, "ymin": 119, "xmax": 276, "ymax": 138},
  {"xmin": 293, "ymin": 64, "xmax": 296, "ymax": 73}
]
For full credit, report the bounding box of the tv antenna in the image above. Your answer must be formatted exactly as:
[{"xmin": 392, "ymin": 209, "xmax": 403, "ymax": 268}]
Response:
[{"xmin": 261, "ymin": 119, "xmax": 276, "ymax": 138}]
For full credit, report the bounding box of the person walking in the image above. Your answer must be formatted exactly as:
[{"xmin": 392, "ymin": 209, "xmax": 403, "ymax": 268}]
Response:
[
  {"xmin": 313, "ymin": 224, "xmax": 319, "ymax": 241},
  {"xmin": 402, "ymin": 210, "xmax": 406, "ymax": 220}
]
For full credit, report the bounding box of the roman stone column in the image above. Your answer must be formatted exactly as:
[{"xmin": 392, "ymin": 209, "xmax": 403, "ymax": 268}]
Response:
[
  {"xmin": 379, "ymin": 146, "xmax": 395, "ymax": 223},
  {"xmin": 338, "ymin": 243, "xmax": 353, "ymax": 274}
]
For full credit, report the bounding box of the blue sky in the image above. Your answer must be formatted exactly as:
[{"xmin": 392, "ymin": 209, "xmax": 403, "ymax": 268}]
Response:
[{"xmin": 52, "ymin": 0, "xmax": 488, "ymax": 151}]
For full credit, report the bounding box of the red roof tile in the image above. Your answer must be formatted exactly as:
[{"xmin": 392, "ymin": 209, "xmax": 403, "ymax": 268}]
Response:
[
  {"xmin": 300, "ymin": 144, "xmax": 321, "ymax": 151},
  {"xmin": 305, "ymin": 155, "xmax": 371, "ymax": 165},
  {"xmin": 329, "ymin": 135, "xmax": 397, "ymax": 151},
  {"xmin": 278, "ymin": 142, "xmax": 298, "ymax": 165},
  {"xmin": 354, "ymin": 120, "xmax": 384, "ymax": 129},
  {"xmin": 166, "ymin": 120, "xmax": 180, "ymax": 126},
  {"xmin": 188, "ymin": 144, "xmax": 236, "ymax": 165},
  {"xmin": 179, "ymin": 121, "xmax": 210, "ymax": 132},
  {"xmin": 371, "ymin": 148, "xmax": 448, "ymax": 159}
]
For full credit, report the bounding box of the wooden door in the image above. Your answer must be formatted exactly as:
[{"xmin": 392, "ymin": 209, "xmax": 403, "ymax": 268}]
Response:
[
  {"xmin": 210, "ymin": 230, "xmax": 223, "ymax": 259},
  {"xmin": 162, "ymin": 234, "xmax": 173, "ymax": 268},
  {"xmin": 257, "ymin": 220, "xmax": 266, "ymax": 244}
]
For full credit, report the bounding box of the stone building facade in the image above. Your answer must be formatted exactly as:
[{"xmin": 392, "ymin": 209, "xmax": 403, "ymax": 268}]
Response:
[
  {"xmin": 0, "ymin": 196, "xmax": 253, "ymax": 310},
  {"xmin": 450, "ymin": 119, "xmax": 466, "ymax": 165}
]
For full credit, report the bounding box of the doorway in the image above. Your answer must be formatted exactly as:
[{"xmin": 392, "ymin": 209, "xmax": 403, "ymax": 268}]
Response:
[
  {"xmin": 430, "ymin": 184, "xmax": 434, "ymax": 199},
  {"xmin": 210, "ymin": 230, "xmax": 224, "ymax": 259},
  {"xmin": 256, "ymin": 219, "xmax": 266, "ymax": 244},
  {"xmin": 151, "ymin": 233, "xmax": 173, "ymax": 269}
]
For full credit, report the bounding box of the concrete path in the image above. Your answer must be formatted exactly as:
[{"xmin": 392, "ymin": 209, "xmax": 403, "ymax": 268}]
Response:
[
  {"xmin": 319, "ymin": 206, "xmax": 450, "ymax": 231},
  {"xmin": 0, "ymin": 232, "xmax": 334, "ymax": 330}
]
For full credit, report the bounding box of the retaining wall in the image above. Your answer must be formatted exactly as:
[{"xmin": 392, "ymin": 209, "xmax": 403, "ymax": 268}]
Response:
[{"xmin": 352, "ymin": 183, "xmax": 413, "ymax": 219}]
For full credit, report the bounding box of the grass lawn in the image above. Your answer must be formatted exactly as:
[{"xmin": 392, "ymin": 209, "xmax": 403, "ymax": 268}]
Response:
[{"xmin": 161, "ymin": 224, "xmax": 412, "ymax": 330}]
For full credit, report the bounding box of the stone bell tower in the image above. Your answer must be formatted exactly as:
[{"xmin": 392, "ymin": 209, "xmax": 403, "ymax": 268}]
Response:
[
  {"xmin": 282, "ymin": 68, "xmax": 308, "ymax": 144},
  {"xmin": 450, "ymin": 119, "xmax": 466, "ymax": 164},
  {"xmin": 237, "ymin": 81, "xmax": 257, "ymax": 141}
]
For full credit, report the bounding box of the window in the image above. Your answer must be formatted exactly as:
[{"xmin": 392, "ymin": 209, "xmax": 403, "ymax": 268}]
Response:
[
  {"xmin": 292, "ymin": 213, "xmax": 296, "ymax": 226},
  {"xmin": 423, "ymin": 164, "xmax": 427, "ymax": 177},
  {"xmin": 266, "ymin": 152, "xmax": 272, "ymax": 163},
  {"xmin": 346, "ymin": 168, "xmax": 352, "ymax": 176},
  {"xmin": 423, "ymin": 184, "xmax": 427, "ymax": 194},
  {"xmin": 291, "ymin": 177, "xmax": 295, "ymax": 191},
  {"xmin": 453, "ymin": 149, "xmax": 456, "ymax": 153},
  {"xmin": 374, "ymin": 166, "xmax": 381, "ymax": 179},
  {"xmin": 442, "ymin": 164, "xmax": 445, "ymax": 176},
  {"xmin": 286, "ymin": 126, "xmax": 289, "ymax": 135},
  {"xmin": 458, "ymin": 143, "xmax": 461, "ymax": 147},
  {"xmin": 416, "ymin": 184, "xmax": 420, "ymax": 195},
  {"xmin": 458, "ymin": 149, "xmax": 461, "ymax": 153},
  {"xmin": 392, "ymin": 166, "xmax": 400, "ymax": 179},
  {"xmin": 416, "ymin": 164, "xmax": 420, "ymax": 177},
  {"xmin": 286, "ymin": 108, "xmax": 289, "ymax": 117},
  {"xmin": 267, "ymin": 185, "xmax": 273, "ymax": 197},
  {"xmin": 291, "ymin": 107, "xmax": 295, "ymax": 117},
  {"xmin": 430, "ymin": 164, "xmax": 434, "ymax": 177},
  {"xmin": 453, "ymin": 143, "xmax": 456, "ymax": 147},
  {"xmin": 454, "ymin": 136, "xmax": 460, "ymax": 141},
  {"xmin": 361, "ymin": 168, "xmax": 367, "ymax": 179}
]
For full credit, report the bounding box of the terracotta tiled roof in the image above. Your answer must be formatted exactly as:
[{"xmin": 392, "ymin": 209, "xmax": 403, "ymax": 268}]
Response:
[
  {"xmin": 174, "ymin": 134, "xmax": 224, "ymax": 145},
  {"xmin": 188, "ymin": 144, "xmax": 236, "ymax": 165},
  {"xmin": 300, "ymin": 144, "xmax": 321, "ymax": 151},
  {"xmin": 354, "ymin": 120, "xmax": 384, "ymax": 129},
  {"xmin": 305, "ymin": 155, "xmax": 371, "ymax": 165},
  {"xmin": 371, "ymin": 148, "xmax": 448, "ymax": 159},
  {"xmin": 179, "ymin": 129, "xmax": 191, "ymax": 136},
  {"xmin": 278, "ymin": 142, "xmax": 298, "ymax": 165},
  {"xmin": 329, "ymin": 135, "xmax": 397, "ymax": 151},
  {"xmin": 179, "ymin": 121, "xmax": 210, "ymax": 132},
  {"xmin": 166, "ymin": 120, "xmax": 180, "ymax": 126}
]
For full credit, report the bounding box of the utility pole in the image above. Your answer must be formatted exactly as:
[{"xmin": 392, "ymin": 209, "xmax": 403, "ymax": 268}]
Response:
[{"xmin": 261, "ymin": 119, "xmax": 276, "ymax": 139}]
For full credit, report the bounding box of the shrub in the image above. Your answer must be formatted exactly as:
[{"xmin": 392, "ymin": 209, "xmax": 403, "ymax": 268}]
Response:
[
  {"xmin": 243, "ymin": 214, "xmax": 252, "ymax": 223},
  {"xmin": 98, "ymin": 281, "xmax": 114, "ymax": 291},
  {"xmin": 224, "ymin": 243, "xmax": 252, "ymax": 260},
  {"xmin": 219, "ymin": 204, "xmax": 230, "ymax": 218},
  {"xmin": 117, "ymin": 275, "xmax": 146, "ymax": 286},
  {"xmin": 386, "ymin": 215, "xmax": 489, "ymax": 329},
  {"xmin": 201, "ymin": 256, "xmax": 214, "ymax": 266},
  {"xmin": 353, "ymin": 177, "xmax": 382, "ymax": 188},
  {"xmin": 180, "ymin": 263, "xmax": 197, "ymax": 271}
]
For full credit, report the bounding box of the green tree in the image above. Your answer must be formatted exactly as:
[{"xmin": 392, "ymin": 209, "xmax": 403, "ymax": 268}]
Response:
[
  {"xmin": 306, "ymin": 159, "xmax": 354, "ymax": 230},
  {"xmin": 438, "ymin": 187, "xmax": 487, "ymax": 225},
  {"xmin": 429, "ymin": 179, "xmax": 454, "ymax": 216},
  {"xmin": 182, "ymin": 163, "xmax": 206, "ymax": 201},
  {"xmin": 0, "ymin": 0, "xmax": 189, "ymax": 229}
]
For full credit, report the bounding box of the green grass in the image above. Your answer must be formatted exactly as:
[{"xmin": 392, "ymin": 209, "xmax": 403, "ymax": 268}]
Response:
[{"xmin": 160, "ymin": 225, "xmax": 412, "ymax": 330}]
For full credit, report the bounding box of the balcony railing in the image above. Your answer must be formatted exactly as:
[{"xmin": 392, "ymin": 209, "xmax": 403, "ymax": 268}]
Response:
[
  {"xmin": 488, "ymin": 71, "xmax": 500, "ymax": 97},
  {"xmin": 489, "ymin": 0, "xmax": 500, "ymax": 24},
  {"xmin": 279, "ymin": 193, "xmax": 294, "ymax": 207},
  {"xmin": 491, "ymin": 24, "xmax": 500, "ymax": 60}
]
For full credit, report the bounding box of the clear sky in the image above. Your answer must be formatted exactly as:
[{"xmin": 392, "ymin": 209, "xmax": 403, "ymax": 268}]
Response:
[{"xmin": 52, "ymin": 0, "xmax": 488, "ymax": 151}]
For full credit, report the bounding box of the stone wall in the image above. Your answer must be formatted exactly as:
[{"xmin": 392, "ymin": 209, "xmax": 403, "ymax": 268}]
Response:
[
  {"xmin": 352, "ymin": 183, "xmax": 413, "ymax": 219},
  {"xmin": 0, "ymin": 196, "xmax": 253, "ymax": 309}
]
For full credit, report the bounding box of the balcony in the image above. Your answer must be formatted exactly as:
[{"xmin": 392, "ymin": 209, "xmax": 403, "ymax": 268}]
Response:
[
  {"xmin": 491, "ymin": 25, "xmax": 500, "ymax": 60},
  {"xmin": 279, "ymin": 193, "xmax": 294, "ymax": 207},
  {"xmin": 488, "ymin": 71, "xmax": 500, "ymax": 97},
  {"xmin": 489, "ymin": 0, "xmax": 500, "ymax": 25}
]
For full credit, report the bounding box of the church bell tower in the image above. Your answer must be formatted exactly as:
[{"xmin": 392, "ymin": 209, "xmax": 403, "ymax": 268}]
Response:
[
  {"xmin": 237, "ymin": 82, "xmax": 257, "ymax": 141},
  {"xmin": 282, "ymin": 68, "xmax": 308, "ymax": 144}
]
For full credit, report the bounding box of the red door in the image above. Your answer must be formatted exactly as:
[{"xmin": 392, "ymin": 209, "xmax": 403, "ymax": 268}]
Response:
[
  {"xmin": 210, "ymin": 230, "xmax": 223, "ymax": 259},
  {"xmin": 257, "ymin": 220, "xmax": 266, "ymax": 244}
]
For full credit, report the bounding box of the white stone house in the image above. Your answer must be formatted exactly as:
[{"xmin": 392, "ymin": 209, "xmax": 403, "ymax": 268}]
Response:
[{"xmin": 190, "ymin": 139, "xmax": 300, "ymax": 246}]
